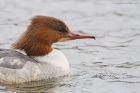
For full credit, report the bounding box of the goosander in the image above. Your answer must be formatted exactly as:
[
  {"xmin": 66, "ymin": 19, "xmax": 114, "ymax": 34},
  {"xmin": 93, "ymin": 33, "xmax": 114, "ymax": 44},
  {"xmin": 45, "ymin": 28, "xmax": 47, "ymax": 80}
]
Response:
[{"xmin": 0, "ymin": 16, "xmax": 95, "ymax": 84}]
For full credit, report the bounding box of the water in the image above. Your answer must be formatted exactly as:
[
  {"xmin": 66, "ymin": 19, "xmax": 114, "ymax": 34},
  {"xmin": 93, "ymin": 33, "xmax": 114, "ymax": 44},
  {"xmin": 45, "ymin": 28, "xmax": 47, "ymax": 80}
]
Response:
[{"xmin": 0, "ymin": 0, "xmax": 140, "ymax": 93}]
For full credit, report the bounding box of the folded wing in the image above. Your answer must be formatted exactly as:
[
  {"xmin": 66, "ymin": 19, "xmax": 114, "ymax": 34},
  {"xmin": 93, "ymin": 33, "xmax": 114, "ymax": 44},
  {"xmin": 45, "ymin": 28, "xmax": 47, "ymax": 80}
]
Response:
[{"xmin": 0, "ymin": 49, "xmax": 37, "ymax": 69}]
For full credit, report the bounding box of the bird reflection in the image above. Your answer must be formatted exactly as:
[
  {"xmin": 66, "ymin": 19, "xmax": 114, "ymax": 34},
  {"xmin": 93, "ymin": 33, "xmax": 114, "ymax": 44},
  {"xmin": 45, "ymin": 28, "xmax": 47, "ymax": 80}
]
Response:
[{"xmin": 0, "ymin": 76, "xmax": 68, "ymax": 93}]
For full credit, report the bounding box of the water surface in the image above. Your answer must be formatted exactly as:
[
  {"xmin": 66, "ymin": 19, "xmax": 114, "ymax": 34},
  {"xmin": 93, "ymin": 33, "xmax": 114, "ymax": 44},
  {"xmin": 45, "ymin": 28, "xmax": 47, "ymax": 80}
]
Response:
[{"xmin": 0, "ymin": 0, "xmax": 140, "ymax": 93}]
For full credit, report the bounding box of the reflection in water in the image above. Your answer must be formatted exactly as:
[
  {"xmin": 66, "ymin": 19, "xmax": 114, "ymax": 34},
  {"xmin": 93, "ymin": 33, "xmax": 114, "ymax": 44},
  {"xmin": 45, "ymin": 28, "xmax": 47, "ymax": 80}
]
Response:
[{"xmin": 0, "ymin": 77, "xmax": 68, "ymax": 93}]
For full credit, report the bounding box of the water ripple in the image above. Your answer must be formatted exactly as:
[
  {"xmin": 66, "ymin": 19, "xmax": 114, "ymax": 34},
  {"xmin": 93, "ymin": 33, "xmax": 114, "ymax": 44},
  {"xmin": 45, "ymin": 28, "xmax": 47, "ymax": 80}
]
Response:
[
  {"xmin": 92, "ymin": 73, "xmax": 140, "ymax": 80},
  {"xmin": 115, "ymin": 61, "xmax": 140, "ymax": 68}
]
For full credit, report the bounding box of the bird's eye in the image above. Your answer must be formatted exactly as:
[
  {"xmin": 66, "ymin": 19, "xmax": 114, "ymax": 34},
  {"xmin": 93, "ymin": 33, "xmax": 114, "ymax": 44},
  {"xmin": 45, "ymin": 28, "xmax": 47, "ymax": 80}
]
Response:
[{"xmin": 58, "ymin": 29, "xmax": 63, "ymax": 32}]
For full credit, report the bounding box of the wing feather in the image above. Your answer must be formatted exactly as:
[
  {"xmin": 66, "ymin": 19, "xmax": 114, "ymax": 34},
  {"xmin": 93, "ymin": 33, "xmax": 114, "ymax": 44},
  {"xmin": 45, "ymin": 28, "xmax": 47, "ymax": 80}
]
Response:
[{"xmin": 0, "ymin": 49, "xmax": 37, "ymax": 69}]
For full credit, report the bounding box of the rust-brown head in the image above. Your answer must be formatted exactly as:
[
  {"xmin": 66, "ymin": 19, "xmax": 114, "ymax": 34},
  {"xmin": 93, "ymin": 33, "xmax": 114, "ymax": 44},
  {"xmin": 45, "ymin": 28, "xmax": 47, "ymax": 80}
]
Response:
[{"xmin": 12, "ymin": 16, "xmax": 95, "ymax": 56}]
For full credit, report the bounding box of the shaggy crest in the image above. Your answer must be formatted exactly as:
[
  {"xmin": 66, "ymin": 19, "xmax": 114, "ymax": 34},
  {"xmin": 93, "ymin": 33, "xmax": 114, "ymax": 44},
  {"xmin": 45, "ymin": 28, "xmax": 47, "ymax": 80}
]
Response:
[{"xmin": 12, "ymin": 16, "xmax": 69, "ymax": 56}]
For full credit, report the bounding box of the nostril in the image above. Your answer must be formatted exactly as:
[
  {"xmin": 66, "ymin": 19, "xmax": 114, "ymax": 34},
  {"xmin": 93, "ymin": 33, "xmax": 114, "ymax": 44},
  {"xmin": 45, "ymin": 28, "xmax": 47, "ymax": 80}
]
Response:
[{"xmin": 75, "ymin": 34, "xmax": 80, "ymax": 36}]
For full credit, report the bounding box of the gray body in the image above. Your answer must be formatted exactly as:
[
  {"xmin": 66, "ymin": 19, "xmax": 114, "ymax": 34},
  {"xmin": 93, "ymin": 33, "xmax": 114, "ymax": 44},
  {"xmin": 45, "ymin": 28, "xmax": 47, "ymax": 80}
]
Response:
[
  {"xmin": 0, "ymin": 49, "xmax": 37, "ymax": 69},
  {"xmin": 0, "ymin": 49, "xmax": 69, "ymax": 84}
]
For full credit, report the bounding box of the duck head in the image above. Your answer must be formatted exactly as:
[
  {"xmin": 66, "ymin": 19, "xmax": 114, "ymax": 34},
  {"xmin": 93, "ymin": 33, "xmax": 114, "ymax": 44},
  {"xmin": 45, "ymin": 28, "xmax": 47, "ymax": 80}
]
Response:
[{"xmin": 13, "ymin": 16, "xmax": 95, "ymax": 56}]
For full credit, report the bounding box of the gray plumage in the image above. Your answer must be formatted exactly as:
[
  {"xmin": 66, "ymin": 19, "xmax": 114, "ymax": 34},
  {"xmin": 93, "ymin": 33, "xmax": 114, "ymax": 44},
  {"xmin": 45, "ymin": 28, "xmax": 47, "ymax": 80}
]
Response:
[{"xmin": 0, "ymin": 49, "xmax": 37, "ymax": 69}]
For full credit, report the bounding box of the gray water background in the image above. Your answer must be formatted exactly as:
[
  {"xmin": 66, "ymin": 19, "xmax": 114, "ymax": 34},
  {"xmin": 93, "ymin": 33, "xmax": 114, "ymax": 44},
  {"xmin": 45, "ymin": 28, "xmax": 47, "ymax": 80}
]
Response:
[{"xmin": 0, "ymin": 0, "xmax": 140, "ymax": 93}]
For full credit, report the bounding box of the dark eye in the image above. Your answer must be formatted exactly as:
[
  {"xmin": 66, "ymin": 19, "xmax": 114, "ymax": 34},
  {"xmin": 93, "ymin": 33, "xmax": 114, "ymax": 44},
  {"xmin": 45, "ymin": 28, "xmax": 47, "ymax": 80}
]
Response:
[
  {"xmin": 58, "ymin": 29, "xmax": 64, "ymax": 32},
  {"xmin": 53, "ymin": 24, "xmax": 64, "ymax": 32},
  {"xmin": 57, "ymin": 26, "xmax": 68, "ymax": 33},
  {"xmin": 50, "ymin": 20, "xmax": 69, "ymax": 33}
]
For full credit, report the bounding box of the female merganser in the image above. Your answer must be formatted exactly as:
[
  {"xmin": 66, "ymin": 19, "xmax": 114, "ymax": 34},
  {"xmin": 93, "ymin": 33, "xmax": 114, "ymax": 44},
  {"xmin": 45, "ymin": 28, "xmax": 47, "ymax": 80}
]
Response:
[{"xmin": 0, "ymin": 16, "xmax": 95, "ymax": 84}]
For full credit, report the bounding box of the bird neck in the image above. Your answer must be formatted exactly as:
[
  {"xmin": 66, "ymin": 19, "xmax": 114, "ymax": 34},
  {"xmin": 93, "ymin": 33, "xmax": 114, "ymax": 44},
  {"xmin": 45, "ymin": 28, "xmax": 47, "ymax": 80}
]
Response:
[{"xmin": 26, "ymin": 45, "xmax": 53, "ymax": 56}]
